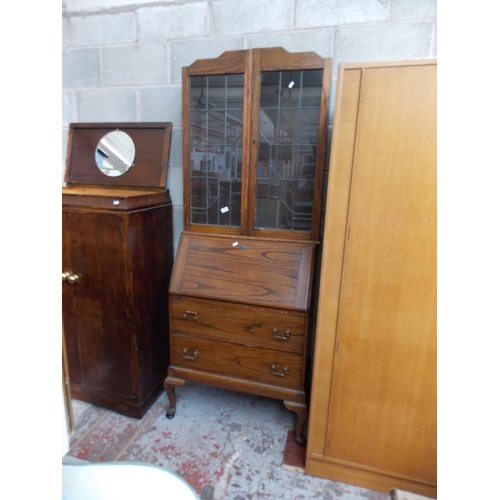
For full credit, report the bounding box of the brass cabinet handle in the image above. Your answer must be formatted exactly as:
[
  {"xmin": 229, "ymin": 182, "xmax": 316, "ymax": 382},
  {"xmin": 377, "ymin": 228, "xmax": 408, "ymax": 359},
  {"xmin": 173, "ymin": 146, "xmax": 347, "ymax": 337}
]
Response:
[
  {"xmin": 63, "ymin": 272, "xmax": 79, "ymax": 284},
  {"xmin": 270, "ymin": 364, "xmax": 289, "ymax": 377},
  {"xmin": 182, "ymin": 311, "xmax": 199, "ymax": 321},
  {"xmin": 272, "ymin": 328, "xmax": 291, "ymax": 340},
  {"xmin": 182, "ymin": 348, "xmax": 199, "ymax": 361}
]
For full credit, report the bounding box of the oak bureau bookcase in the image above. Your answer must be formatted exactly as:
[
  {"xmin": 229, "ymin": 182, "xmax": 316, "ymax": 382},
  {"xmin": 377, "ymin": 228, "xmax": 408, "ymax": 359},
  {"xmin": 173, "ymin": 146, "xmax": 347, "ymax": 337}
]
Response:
[
  {"xmin": 62, "ymin": 123, "xmax": 174, "ymax": 418},
  {"xmin": 163, "ymin": 48, "xmax": 331, "ymax": 444}
]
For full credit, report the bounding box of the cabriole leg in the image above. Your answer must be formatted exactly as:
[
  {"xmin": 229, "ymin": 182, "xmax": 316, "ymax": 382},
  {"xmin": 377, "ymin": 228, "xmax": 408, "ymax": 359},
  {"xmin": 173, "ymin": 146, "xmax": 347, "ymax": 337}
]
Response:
[
  {"xmin": 284, "ymin": 401, "xmax": 308, "ymax": 445},
  {"xmin": 163, "ymin": 376, "xmax": 185, "ymax": 419}
]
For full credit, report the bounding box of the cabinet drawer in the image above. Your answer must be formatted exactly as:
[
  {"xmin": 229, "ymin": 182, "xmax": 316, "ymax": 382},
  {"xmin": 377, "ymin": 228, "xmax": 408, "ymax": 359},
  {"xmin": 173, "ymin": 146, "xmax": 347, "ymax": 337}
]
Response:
[
  {"xmin": 170, "ymin": 296, "xmax": 306, "ymax": 354},
  {"xmin": 171, "ymin": 334, "xmax": 303, "ymax": 390}
]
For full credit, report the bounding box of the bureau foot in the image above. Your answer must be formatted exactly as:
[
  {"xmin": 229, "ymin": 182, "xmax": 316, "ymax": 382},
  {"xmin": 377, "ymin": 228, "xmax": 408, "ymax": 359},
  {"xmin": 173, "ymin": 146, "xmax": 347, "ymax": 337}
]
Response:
[
  {"xmin": 163, "ymin": 376, "xmax": 185, "ymax": 419},
  {"xmin": 284, "ymin": 401, "xmax": 308, "ymax": 445}
]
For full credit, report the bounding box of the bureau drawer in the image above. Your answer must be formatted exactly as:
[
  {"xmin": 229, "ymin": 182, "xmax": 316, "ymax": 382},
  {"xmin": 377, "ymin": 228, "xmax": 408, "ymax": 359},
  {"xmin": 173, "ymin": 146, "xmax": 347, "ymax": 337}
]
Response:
[
  {"xmin": 171, "ymin": 334, "xmax": 303, "ymax": 390},
  {"xmin": 170, "ymin": 296, "xmax": 306, "ymax": 354}
]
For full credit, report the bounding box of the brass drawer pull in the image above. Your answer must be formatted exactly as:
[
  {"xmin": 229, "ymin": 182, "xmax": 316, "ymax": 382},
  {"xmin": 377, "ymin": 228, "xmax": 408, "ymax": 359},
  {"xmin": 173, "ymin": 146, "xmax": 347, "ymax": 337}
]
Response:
[
  {"xmin": 182, "ymin": 311, "xmax": 199, "ymax": 321},
  {"xmin": 270, "ymin": 364, "xmax": 288, "ymax": 377},
  {"xmin": 182, "ymin": 348, "xmax": 199, "ymax": 361},
  {"xmin": 272, "ymin": 328, "xmax": 291, "ymax": 340}
]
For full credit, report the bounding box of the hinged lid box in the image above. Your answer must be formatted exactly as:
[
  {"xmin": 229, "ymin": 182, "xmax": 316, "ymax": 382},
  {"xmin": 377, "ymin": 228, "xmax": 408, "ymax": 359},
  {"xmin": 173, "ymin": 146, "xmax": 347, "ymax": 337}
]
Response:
[
  {"xmin": 65, "ymin": 122, "xmax": 172, "ymax": 189},
  {"xmin": 63, "ymin": 122, "xmax": 173, "ymax": 210}
]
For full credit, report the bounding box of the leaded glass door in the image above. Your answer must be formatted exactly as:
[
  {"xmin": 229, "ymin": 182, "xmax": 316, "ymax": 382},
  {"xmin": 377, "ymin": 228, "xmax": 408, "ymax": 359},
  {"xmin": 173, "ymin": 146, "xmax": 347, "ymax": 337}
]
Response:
[
  {"xmin": 189, "ymin": 74, "xmax": 244, "ymax": 228},
  {"xmin": 183, "ymin": 48, "xmax": 331, "ymax": 242},
  {"xmin": 256, "ymin": 69, "xmax": 324, "ymax": 232}
]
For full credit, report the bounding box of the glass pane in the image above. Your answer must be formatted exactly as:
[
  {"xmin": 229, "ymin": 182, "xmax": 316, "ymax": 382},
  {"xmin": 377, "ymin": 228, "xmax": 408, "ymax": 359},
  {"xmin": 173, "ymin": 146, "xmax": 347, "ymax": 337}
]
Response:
[
  {"xmin": 189, "ymin": 77, "xmax": 206, "ymax": 111},
  {"xmin": 256, "ymin": 69, "xmax": 323, "ymax": 231},
  {"xmin": 260, "ymin": 72, "xmax": 281, "ymax": 109},
  {"xmin": 206, "ymin": 76, "xmax": 226, "ymax": 110},
  {"xmin": 226, "ymin": 75, "xmax": 245, "ymax": 109},
  {"xmin": 301, "ymin": 70, "xmax": 323, "ymax": 107},
  {"xmin": 299, "ymin": 108, "xmax": 321, "ymax": 142},
  {"xmin": 189, "ymin": 75, "xmax": 244, "ymax": 227}
]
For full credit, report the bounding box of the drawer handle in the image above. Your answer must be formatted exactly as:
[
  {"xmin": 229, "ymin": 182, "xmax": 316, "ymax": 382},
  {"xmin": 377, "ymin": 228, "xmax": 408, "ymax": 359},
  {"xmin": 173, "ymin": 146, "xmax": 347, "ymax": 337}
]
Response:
[
  {"xmin": 270, "ymin": 364, "xmax": 289, "ymax": 377},
  {"xmin": 182, "ymin": 348, "xmax": 199, "ymax": 361},
  {"xmin": 182, "ymin": 311, "xmax": 199, "ymax": 321},
  {"xmin": 272, "ymin": 328, "xmax": 291, "ymax": 340}
]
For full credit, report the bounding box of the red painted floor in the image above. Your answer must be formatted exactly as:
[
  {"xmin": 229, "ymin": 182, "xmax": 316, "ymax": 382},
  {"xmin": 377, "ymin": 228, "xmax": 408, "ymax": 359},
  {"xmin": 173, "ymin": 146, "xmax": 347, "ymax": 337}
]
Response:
[{"xmin": 66, "ymin": 382, "xmax": 390, "ymax": 500}]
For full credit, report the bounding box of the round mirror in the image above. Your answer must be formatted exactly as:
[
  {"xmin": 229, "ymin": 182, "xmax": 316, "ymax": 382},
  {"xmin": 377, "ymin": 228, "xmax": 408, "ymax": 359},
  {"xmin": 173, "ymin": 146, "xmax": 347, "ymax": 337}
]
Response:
[{"xmin": 95, "ymin": 130, "xmax": 136, "ymax": 177}]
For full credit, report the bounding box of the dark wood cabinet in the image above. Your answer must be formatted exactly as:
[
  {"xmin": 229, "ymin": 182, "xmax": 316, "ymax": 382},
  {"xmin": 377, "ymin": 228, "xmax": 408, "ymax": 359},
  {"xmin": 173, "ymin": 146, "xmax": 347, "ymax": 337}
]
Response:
[
  {"xmin": 62, "ymin": 123, "xmax": 174, "ymax": 418},
  {"xmin": 164, "ymin": 49, "xmax": 331, "ymax": 444}
]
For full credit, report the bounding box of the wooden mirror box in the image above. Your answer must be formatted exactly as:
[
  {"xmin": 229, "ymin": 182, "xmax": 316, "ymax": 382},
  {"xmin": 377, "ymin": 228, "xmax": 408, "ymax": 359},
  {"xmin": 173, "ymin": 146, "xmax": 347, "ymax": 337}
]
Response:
[
  {"xmin": 164, "ymin": 48, "xmax": 331, "ymax": 444},
  {"xmin": 62, "ymin": 122, "xmax": 174, "ymax": 418}
]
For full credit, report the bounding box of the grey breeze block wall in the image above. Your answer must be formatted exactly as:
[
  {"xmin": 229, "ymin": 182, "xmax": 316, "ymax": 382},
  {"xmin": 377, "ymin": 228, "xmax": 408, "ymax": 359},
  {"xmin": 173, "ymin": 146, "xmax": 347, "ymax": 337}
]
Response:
[{"xmin": 62, "ymin": 0, "xmax": 437, "ymax": 254}]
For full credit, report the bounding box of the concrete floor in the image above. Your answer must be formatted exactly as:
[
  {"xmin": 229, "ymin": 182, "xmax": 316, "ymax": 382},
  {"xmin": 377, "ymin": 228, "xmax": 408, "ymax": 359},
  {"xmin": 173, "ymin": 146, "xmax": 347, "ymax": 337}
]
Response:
[{"xmin": 66, "ymin": 382, "xmax": 390, "ymax": 500}]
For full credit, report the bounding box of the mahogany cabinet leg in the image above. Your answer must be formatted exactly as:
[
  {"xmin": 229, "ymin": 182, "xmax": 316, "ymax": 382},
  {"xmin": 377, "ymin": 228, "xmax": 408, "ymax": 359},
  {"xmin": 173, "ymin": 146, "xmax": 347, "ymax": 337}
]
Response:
[
  {"xmin": 163, "ymin": 376, "xmax": 185, "ymax": 419},
  {"xmin": 284, "ymin": 401, "xmax": 308, "ymax": 445}
]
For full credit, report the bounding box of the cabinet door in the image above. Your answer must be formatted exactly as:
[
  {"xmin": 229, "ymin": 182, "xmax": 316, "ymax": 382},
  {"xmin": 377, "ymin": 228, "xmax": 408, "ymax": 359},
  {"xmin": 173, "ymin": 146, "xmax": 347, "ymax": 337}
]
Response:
[
  {"xmin": 188, "ymin": 73, "xmax": 245, "ymax": 229},
  {"xmin": 62, "ymin": 211, "xmax": 136, "ymax": 398},
  {"xmin": 183, "ymin": 48, "xmax": 331, "ymax": 241},
  {"xmin": 255, "ymin": 68, "xmax": 324, "ymax": 233},
  {"xmin": 307, "ymin": 63, "xmax": 437, "ymax": 492},
  {"xmin": 325, "ymin": 64, "xmax": 437, "ymax": 482}
]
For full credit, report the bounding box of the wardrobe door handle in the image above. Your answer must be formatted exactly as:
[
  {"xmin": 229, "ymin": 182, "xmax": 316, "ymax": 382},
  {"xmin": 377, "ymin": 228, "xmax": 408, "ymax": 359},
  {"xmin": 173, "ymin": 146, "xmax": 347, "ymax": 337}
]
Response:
[
  {"xmin": 62, "ymin": 272, "xmax": 71, "ymax": 281},
  {"xmin": 270, "ymin": 364, "xmax": 289, "ymax": 377},
  {"xmin": 272, "ymin": 328, "xmax": 291, "ymax": 340}
]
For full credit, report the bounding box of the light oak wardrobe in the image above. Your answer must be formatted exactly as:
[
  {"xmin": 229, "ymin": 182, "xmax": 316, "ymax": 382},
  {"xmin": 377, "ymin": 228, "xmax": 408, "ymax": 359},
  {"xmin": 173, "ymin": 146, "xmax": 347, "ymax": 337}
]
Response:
[{"xmin": 306, "ymin": 60, "xmax": 437, "ymax": 498}]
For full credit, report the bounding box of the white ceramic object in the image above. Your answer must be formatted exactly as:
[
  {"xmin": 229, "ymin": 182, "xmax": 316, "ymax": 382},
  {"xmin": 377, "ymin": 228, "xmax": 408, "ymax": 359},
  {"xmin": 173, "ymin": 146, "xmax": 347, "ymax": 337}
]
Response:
[{"xmin": 62, "ymin": 462, "xmax": 200, "ymax": 500}]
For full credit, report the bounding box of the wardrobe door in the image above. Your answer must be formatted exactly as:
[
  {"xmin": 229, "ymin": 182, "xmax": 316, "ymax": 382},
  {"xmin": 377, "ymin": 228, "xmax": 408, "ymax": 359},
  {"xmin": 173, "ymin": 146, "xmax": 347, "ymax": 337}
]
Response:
[
  {"xmin": 326, "ymin": 64, "xmax": 436, "ymax": 481},
  {"xmin": 306, "ymin": 61, "xmax": 437, "ymax": 496}
]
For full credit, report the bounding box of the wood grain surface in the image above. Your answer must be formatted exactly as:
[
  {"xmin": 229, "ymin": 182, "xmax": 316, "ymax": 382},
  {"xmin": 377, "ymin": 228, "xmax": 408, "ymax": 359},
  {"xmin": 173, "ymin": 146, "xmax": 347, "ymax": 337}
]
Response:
[
  {"xmin": 65, "ymin": 123, "xmax": 172, "ymax": 189},
  {"xmin": 171, "ymin": 334, "xmax": 303, "ymax": 390},
  {"xmin": 171, "ymin": 296, "xmax": 306, "ymax": 354},
  {"xmin": 306, "ymin": 60, "xmax": 436, "ymax": 496},
  {"xmin": 63, "ymin": 202, "xmax": 173, "ymax": 418},
  {"xmin": 172, "ymin": 233, "xmax": 315, "ymax": 311}
]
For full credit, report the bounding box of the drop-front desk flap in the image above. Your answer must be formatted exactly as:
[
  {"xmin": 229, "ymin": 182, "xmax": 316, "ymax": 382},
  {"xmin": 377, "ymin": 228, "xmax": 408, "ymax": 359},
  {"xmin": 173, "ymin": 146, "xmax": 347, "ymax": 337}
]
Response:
[{"xmin": 169, "ymin": 232, "xmax": 315, "ymax": 312}]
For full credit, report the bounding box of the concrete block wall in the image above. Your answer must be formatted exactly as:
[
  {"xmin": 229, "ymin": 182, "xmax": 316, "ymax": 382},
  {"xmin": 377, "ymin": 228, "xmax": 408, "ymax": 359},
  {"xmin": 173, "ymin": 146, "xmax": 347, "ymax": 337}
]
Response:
[{"xmin": 62, "ymin": 0, "xmax": 437, "ymax": 252}]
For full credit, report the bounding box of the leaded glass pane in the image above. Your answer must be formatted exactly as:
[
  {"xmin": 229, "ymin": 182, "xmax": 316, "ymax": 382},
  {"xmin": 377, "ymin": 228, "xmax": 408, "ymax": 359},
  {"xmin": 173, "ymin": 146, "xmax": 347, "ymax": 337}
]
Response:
[
  {"xmin": 189, "ymin": 75, "xmax": 244, "ymax": 226},
  {"xmin": 256, "ymin": 69, "xmax": 323, "ymax": 231}
]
